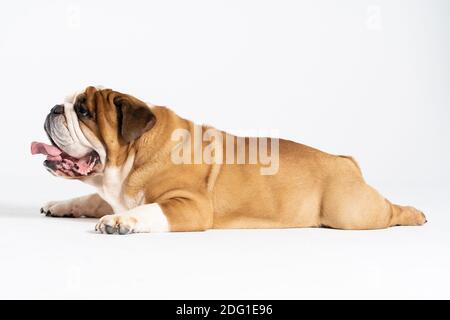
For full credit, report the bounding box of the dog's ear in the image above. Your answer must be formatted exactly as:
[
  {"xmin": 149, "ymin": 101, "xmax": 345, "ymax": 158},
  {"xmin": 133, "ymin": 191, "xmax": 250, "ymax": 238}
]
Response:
[{"xmin": 114, "ymin": 95, "xmax": 156, "ymax": 144}]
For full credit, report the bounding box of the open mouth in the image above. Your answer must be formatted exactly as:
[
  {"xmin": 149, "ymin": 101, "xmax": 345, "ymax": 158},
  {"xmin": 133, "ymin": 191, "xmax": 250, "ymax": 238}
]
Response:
[{"xmin": 31, "ymin": 141, "xmax": 101, "ymax": 177}]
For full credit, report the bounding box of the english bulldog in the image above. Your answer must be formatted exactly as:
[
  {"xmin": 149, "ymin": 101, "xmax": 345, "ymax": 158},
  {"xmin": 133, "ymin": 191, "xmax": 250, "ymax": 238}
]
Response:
[{"xmin": 32, "ymin": 86, "xmax": 426, "ymax": 234}]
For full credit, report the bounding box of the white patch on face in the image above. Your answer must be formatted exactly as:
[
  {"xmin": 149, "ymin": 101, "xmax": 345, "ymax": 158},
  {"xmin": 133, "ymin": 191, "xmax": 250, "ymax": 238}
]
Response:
[
  {"xmin": 61, "ymin": 102, "xmax": 94, "ymax": 158},
  {"xmin": 64, "ymin": 86, "xmax": 104, "ymax": 104},
  {"xmin": 64, "ymin": 91, "xmax": 82, "ymax": 105}
]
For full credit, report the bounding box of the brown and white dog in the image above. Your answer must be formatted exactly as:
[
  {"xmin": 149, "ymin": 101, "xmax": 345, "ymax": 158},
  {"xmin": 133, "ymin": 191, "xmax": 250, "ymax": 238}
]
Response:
[{"xmin": 34, "ymin": 86, "xmax": 426, "ymax": 234}]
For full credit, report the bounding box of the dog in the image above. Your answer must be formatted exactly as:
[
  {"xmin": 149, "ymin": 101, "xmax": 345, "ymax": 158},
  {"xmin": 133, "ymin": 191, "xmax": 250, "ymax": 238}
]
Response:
[{"xmin": 32, "ymin": 86, "xmax": 426, "ymax": 234}]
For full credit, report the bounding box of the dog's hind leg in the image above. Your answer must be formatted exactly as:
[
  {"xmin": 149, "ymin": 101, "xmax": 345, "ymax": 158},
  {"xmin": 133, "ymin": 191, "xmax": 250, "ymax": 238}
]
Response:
[{"xmin": 388, "ymin": 202, "xmax": 427, "ymax": 227}]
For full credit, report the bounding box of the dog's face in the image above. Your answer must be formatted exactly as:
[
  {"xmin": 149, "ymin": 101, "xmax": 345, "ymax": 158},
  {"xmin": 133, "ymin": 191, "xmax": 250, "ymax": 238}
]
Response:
[{"xmin": 42, "ymin": 86, "xmax": 156, "ymax": 179}]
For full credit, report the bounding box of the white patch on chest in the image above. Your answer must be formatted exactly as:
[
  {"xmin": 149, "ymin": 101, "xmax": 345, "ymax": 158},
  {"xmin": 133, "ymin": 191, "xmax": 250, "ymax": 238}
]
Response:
[
  {"xmin": 95, "ymin": 155, "xmax": 136, "ymax": 213},
  {"xmin": 124, "ymin": 190, "xmax": 145, "ymax": 209}
]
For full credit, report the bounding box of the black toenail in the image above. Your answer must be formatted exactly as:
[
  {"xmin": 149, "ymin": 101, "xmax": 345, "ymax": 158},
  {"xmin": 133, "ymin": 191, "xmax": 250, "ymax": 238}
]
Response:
[
  {"xmin": 105, "ymin": 225, "xmax": 116, "ymax": 234},
  {"xmin": 118, "ymin": 226, "xmax": 130, "ymax": 235}
]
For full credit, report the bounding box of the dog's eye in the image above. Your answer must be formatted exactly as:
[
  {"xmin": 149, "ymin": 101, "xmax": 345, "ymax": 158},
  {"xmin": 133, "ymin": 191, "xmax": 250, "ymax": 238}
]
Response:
[{"xmin": 76, "ymin": 105, "xmax": 89, "ymax": 117}]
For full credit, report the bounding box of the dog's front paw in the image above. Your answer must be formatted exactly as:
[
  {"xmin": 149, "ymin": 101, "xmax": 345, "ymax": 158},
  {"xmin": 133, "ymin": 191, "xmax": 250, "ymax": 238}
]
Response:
[
  {"xmin": 95, "ymin": 214, "xmax": 137, "ymax": 235},
  {"xmin": 40, "ymin": 200, "xmax": 80, "ymax": 218}
]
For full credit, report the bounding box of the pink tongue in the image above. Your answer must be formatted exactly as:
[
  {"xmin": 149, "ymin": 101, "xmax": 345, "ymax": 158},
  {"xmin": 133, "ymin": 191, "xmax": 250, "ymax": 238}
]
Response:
[
  {"xmin": 31, "ymin": 141, "xmax": 63, "ymax": 161},
  {"xmin": 31, "ymin": 141, "xmax": 97, "ymax": 176}
]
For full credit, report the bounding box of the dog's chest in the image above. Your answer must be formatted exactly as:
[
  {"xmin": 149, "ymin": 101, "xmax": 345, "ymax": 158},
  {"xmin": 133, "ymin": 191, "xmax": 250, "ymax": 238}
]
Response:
[
  {"xmin": 97, "ymin": 166, "xmax": 144, "ymax": 213},
  {"xmin": 96, "ymin": 167, "xmax": 126, "ymax": 212}
]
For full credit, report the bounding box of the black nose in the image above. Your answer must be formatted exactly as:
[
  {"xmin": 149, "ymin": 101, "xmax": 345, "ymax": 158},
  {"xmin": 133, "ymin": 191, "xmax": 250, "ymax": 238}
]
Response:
[{"xmin": 51, "ymin": 104, "xmax": 64, "ymax": 115}]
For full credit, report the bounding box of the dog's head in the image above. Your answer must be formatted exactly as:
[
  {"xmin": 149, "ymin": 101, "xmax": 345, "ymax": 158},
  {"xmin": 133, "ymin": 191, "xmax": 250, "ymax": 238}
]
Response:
[{"xmin": 37, "ymin": 86, "xmax": 156, "ymax": 179}]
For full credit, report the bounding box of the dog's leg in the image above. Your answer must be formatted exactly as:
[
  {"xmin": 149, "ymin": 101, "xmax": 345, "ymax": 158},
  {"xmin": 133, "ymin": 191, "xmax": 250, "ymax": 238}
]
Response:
[
  {"xmin": 388, "ymin": 203, "xmax": 427, "ymax": 227},
  {"xmin": 320, "ymin": 182, "xmax": 427, "ymax": 230},
  {"xmin": 95, "ymin": 197, "xmax": 213, "ymax": 234},
  {"xmin": 41, "ymin": 194, "xmax": 113, "ymax": 218},
  {"xmin": 318, "ymin": 156, "xmax": 427, "ymax": 230},
  {"xmin": 95, "ymin": 203, "xmax": 169, "ymax": 234}
]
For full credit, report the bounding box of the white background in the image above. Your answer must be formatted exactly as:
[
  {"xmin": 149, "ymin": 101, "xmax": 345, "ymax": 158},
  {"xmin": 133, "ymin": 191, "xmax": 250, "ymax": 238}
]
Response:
[{"xmin": 0, "ymin": 0, "xmax": 449, "ymax": 299}]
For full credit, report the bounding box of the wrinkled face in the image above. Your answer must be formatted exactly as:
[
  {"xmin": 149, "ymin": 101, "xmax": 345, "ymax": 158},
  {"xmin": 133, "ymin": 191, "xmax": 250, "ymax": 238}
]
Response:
[{"xmin": 39, "ymin": 86, "xmax": 156, "ymax": 179}]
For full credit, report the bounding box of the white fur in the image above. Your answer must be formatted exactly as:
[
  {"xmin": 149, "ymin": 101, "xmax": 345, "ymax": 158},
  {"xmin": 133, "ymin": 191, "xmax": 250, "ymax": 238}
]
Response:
[
  {"xmin": 97, "ymin": 167, "xmax": 127, "ymax": 213},
  {"xmin": 61, "ymin": 102, "xmax": 94, "ymax": 157},
  {"xmin": 118, "ymin": 204, "xmax": 169, "ymax": 233},
  {"xmin": 93, "ymin": 162, "xmax": 170, "ymax": 234},
  {"xmin": 95, "ymin": 204, "xmax": 170, "ymax": 234},
  {"xmin": 95, "ymin": 156, "xmax": 135, "ymax": 213},
  {"xmin": 124, "ymin": 191, "xmax": 145, "ymax": 209}
]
